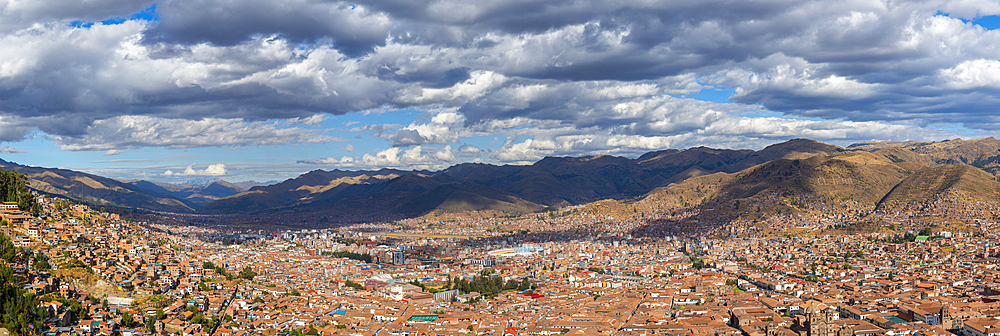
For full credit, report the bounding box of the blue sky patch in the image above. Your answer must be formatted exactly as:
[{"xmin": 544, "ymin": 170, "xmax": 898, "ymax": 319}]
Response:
[
  {"xmin": 971, "ymin": 15, "xmax": 1000, "ymax": 30},
  {"xmin": 70, "ymin": 5, "xmax": 158, "ymax": 28},
  {"xmin": 935, "ymin": 12, "xmax": 1000, "ymax": 30}
]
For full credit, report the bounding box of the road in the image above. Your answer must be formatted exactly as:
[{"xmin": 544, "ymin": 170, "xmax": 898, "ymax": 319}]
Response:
[{"xmin": 208, "ymin": 283, "xmax": 240, "ymax": 335}]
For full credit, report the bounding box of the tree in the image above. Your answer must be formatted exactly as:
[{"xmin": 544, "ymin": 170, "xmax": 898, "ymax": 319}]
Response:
[
  {"xmin": 203, "ymin": 261, "xmax": 215, "ymax": 269},
  {"xmin": 0, "ymin": 169, "xmax": 41, "ymax": 216},
  {"xmin": 156, "ymin": 309, "xmax": 165, "ymax": 320},
  {"xmin": 0, "ymin": 232, "xmax": 15, "ymax": 262},
  {"xmin": 344, "ymin": 280, "xmax": 365, "ymax": 291},
  {"xmin": 238, "ymin": 266, "xmax": 256, "ymax": 280},
  {"xmin": 34, "ymin": 251, "xmax": 51, "ymax": 271},
  {"xmin": 0, "ymin": 261, "xmax": 46, "ymax": 335},
  {"xmin": 517, "ymin": 278, "xmax": 531, "ymax": 291},
  {"xmin": 145, "ymin": 316, "xmax": 156, "ymax": 332},
  {"xmin": 122, "ymin": 312, "xmax": 134, "ymax": 328}
]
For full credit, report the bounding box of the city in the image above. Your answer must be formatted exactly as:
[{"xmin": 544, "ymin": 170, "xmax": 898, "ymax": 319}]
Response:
[{"xmin": 4, "ymin": 184, "xmax": 999, "ymax": 336}]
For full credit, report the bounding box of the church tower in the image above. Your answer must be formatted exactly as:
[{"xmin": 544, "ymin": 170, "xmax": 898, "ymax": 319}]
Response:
[
  {"xmin": 805, "ymin": 302, "xmax": 833, "ymax": 336},
  {"xmin": 941, "ymin": 305, "xmax": 953, "ymax": 330}
]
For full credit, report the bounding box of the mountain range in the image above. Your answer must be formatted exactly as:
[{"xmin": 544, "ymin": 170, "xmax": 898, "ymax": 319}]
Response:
[{"xmin": 4, "ymin": 137, "xmax": 1000, "ymax": 226}]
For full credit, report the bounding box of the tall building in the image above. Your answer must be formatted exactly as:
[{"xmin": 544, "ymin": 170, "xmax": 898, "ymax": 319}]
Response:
[
  {"xmin": 804, "ymin": 303, "xmax": 851, "ymax": 336},
  {"xmin": 391, "ymin": 251, "xmax": 404, "ymax": 265}
]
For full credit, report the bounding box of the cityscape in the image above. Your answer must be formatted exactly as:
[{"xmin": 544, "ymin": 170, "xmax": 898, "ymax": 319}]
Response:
[{"xmin": 3, "ymin": 0, "xmax": 1000, "ymax": 336}]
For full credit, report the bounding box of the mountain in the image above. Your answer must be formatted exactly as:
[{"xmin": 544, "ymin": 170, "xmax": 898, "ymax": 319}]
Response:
[
  {"xmin": 875, "ymin": 165, "xmax": 1000, "ymax": 208},
  {"xmin": 201, "ymin": 171, "xmax": 540, "ymax": 223},
  {"xmin": 0, "ymin": 161, "xmax": 195, "ymax": 213},
  {"xmin": 197, "ymin": 138, "xmax": 843, "ymax": 223},
  {"xmin": 125, "ymin": 180, "xmax": 268, "ymax": 208},
  {"xmin": 7, "ymin": 137, "xmax": 1000, "ymax": 228},
  {"xmin": 851, "ymin": 137, "xmax": 1000, "ymax": 175},
  {"xmin": 693, "ymin": 151, "xmax": 908, "ymax": 221},
  {"xmin": 198, "ymin": 169, "xmax": 413, "ymax": 214}
]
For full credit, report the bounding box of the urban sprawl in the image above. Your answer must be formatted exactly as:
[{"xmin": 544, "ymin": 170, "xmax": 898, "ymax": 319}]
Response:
[{"xmin": 4, "ymin": 191, "xmax": 1000, "ymax": 336}]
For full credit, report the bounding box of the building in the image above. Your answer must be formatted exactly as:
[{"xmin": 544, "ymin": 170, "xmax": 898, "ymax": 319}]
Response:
[{"xmin": 391, "ymin": 251, "xmax": 404, "ymax": 265}]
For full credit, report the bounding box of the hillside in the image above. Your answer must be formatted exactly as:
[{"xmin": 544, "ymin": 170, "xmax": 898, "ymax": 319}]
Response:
[
  {"xmin": 851, "ymin": 137, "xmax": 1000, "ymax": 175},
  {"xmin": 196, "ymin": 138, "xmax": 842, "ymax": 223},
  {"xmin": 0, "ymin": 161, "xmax": 195, "ymax": 213},
  {"xmin": 685, "ymin": 151, "xmax": 908, "ymax": 222},
  {"xmin": 127, "ymin": 180, "xmax": 265, "ymax": 208},
  {"xmin": 8, "ymin": 137, "xmax": 1000, "ymax": 228},
  {"xmin": 876, "ymin": 165, "xmax": 1000, "ymax": 207}
]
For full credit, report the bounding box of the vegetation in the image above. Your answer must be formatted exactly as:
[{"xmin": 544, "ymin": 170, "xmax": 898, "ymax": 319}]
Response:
[
  {"xmin": 0, "ymin": 169, "xmax": 41, "ymax": 216},
  {"xmin": 33, "ymin": 251, "xmax": 50, "ymax": 271},
  {"xmin": 39, "ymin": 293, "xmax": 90, "ymax": 321},
  {"xmin": 321, "ymin": 251, "xmax": 373, "ymax": 263},
  {"xmin": 0, "ymin": 232, "xmax": 46, "ymax": 335},
  {"xmin": 64, "ymin": 258, "xmax": 92, "ymax": 272},
  {"xmin": 445, "ymin": 275, "xmax": 532, "ymax": 295},
  {"xmin": 238, "ymin": 266, "xmax": 257, "ymax": 280},
  {"xmin": 344, "ymin": 280, "xmax": 365, "ymax": 290}
]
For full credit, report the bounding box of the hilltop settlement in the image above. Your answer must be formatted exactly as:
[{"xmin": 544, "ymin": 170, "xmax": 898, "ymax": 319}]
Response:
[{"xmin": 3, "ymin": 138, "xmax": 1000, "ymax": 336}]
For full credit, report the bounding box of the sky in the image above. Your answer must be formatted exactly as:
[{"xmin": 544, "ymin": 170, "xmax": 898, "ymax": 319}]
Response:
[{"xmin": 1, "ymin": 0, "xmax": 1000, "ymax": 183}]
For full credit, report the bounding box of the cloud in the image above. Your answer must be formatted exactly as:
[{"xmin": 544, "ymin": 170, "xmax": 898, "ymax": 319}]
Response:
[
  {"xmin": 103, "ymin": 149, "xmax": 124, "ymax": 156},
  {"xmin": 286, "ymin": 114, "xmax": 329, "ymax": 126},
  {"xmin": 163, "ymin": 163, "xmax": 227, "ymax": 176},
  {"xmin": 146, "ymin": 0, "xmax": 392, "ymax": 56},
  {"xmin": 0, "ymin": 146, "xmax": 26, "ymax": 154},
  {"xmin": 457, "ymin": 144, "xmax": 480, "ymax": 154},
  {"xmin": 5, "ymin": 0, "xmax": 1000, "ymax": 168},
  {"xmin": 384, "ymin": 111, "xmax": 465, "ymax": 146},
  {"xmin": 337, "ymin": 144, "xmax": 355, "ymax": 152},
  {"xmin": 52, "ymin": 115, "xmax": 340, "ymax": 151},
  {"xmin": 299, "ymin": 145, "xmax": 458, "ymax": 170}
]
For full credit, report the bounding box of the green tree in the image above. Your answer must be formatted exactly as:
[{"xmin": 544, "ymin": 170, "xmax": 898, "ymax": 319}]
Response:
[
  {"xmin": 517, "ymin": 278, "xmax": 531, "ymax": 291},
  {"xmin": 0, "ymin": 232, "xmax": 15, "ymax": 262},
  {"xmin": 0, "ymin": 169, "xmax": 41, "ymax": 216},
  {"xmin": 344, "ymin": 280, "xmax": 365, "ymax": 291},
  {"xmin": 122, "ymin": 312, "xmax": 134, "ymax": 328},
  {"xmin": 238, "ymin": 266, "xmax": 256, "ymax": 280},
  {"xmin": 34, "ymin": 251, "xmax": 50, "ymax": 271},
  {"xmin": 0, "ymin": 260, "xmax": 46, "ymax": 335}
]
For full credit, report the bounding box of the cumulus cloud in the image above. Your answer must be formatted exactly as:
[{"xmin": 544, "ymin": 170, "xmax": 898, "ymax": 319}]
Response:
[
  {"xmin": 337, "ymin": 144, "xmax": 355, "ymax": 152},
  {"xmin": 5, "ymin": 0, "xmax": 1000, "ymax": 172},
  {"xmin": 457, "ymin": 144, "xmax": 480, "ymax": 154},
  {"xmin": 0, "ymin": 146, "xmax": 26, "ymax": 154},
  {"xmin": 163, "ymin": 163, "xmax": 227, "ymax": 176},
  {"xmin": 384, "ymin": 111, "xmax": 465, "ymax": 146},
  {"xmin": 299, "ymin": 145, "xmax": 458, "ymax": 170},
  {"xmin": 51, "ymin": 115, "xmax": 339, "ymax": 151},
  {"xmin": 287, "ymin": 114, "xmax": 329, "ymax": 126}
]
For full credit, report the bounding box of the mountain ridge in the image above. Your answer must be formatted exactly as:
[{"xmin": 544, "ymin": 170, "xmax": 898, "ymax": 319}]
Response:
[{"xmin": 4, "ymin": 137, "xmax": 1000, "ymax": 227}]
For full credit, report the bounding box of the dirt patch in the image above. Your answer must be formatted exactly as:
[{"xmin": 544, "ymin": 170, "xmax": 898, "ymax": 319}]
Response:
[{"xmin": 51, "ymin": 268, "xmax": 119, "ymax": 298}]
